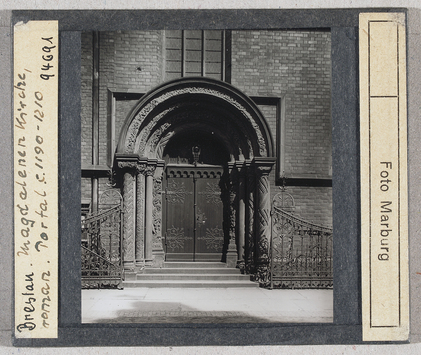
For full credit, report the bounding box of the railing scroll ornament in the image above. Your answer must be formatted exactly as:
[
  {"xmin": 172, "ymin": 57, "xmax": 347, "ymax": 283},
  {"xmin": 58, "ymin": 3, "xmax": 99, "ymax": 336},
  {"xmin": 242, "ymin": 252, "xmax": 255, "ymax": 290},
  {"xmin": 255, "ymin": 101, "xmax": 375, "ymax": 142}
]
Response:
[{"xmin": 270, "ymin": 187, "xmax": 333, "ymax": 289}]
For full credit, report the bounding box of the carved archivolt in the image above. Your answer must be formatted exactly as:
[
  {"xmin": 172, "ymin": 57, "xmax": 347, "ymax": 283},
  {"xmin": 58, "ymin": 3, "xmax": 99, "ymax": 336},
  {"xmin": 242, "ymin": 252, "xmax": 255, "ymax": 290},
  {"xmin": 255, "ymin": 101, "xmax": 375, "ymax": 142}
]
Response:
[
  {"xmin": 135, "ymin": 107, "xmax": 176, "ymax": 156},
  {"xmin": 123, "ymin": 86, "xmax": 269, "ymax": 157},
  {"xmin": 134, "ymin": 105, "xmax": 252, "ymax": 161}
]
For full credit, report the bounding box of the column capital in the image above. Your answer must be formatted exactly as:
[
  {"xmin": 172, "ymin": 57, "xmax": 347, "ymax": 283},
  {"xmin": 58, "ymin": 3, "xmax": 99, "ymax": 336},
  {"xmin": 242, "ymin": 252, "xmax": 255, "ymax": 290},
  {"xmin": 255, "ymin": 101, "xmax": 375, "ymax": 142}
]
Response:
[
  {"xmin": 253, "ymin": 157, "xmax": 276, "ymax": 175},
  {"xmin": 144, "ymin": 159, "xmax": 164, "ymax": 176},
  {"xmin": 144, "ymin": 165, "xmax": 156, "ymax": 176},
  {"xmin": 116, "ymin": 154, "xmax": 166, "ymax": 177},
  {"xmin": 116, "ymin": 153, "xmax": 141, "ymax": 171}
]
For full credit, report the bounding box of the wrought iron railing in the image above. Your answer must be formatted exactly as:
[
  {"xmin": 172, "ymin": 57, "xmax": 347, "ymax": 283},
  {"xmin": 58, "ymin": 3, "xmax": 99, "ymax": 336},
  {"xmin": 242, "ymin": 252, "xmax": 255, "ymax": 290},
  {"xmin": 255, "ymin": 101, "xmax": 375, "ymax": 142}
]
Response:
[
  {"xmin": 81, "ymin": 204, "xmax": 123, "ymax": 289},
  {"xmin": 270, "ymin": 206, "xmax": 333, "ymax": 289}
]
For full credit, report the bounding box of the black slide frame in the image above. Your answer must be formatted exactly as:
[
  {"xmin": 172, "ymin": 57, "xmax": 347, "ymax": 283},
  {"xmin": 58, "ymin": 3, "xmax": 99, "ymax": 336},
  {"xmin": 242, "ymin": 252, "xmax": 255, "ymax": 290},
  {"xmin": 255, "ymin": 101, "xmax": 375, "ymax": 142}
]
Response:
[{"xmin": 11, "ymin": 8, "xmax": 407, "ymax": 346}]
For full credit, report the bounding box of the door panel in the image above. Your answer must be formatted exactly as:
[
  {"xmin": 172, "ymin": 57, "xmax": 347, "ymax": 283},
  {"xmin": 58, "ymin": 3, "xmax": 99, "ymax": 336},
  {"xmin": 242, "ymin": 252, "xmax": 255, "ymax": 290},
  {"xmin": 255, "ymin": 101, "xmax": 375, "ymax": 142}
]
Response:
[
  {"xmin": 195, "ymin": 177, "xmax": 224, "ymax": 261},
  {"xmin": 165, "ymin": 168, "xmax": 225, "ymax": 262},
  {"xmin": 165, "ymin": 176, "xmax": 194, "ymax": 261}
]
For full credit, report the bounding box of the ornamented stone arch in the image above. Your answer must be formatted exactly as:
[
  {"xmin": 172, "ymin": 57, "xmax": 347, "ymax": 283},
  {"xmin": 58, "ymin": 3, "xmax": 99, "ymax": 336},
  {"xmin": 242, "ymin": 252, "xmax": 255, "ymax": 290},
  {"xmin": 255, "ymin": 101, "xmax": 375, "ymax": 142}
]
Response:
[
  {"xmin": 115, "ymin": 77, "xmax": 276, "ymax": 281},
  {"xmin": 116, "ymin": 77, "xmax": 274, "ymax": 160}
]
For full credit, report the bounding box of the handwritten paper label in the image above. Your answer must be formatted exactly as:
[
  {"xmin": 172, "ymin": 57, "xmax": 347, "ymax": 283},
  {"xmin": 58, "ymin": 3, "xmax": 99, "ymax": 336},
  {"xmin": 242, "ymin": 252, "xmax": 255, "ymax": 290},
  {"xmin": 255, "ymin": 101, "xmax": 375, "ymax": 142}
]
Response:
[
  {"xmin": 360, "ymin": 13, "xmax": 409, "ymax": 341},
  {"xmin": 14, "ymin": 21, "xmax": 58, "ymax": 339}
]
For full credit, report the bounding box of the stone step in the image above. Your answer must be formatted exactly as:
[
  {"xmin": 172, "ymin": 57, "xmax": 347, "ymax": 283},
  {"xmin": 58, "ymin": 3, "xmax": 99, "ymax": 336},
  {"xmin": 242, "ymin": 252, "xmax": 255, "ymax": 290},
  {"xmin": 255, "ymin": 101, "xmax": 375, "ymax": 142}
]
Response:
[
  {"xmin": 162, "ymin": 262, "xmax": 227, "ymax": 269},
  {"xmin": 136, "ymin": 274, "xmax": 251, "ymax": 281},
  {"xmin": 144, "ymin": 267, "xmax": 240, "ymax": 275},
  {"xmin": 122, "ymin": 280, "xmax": 259, "ymax": 288}
]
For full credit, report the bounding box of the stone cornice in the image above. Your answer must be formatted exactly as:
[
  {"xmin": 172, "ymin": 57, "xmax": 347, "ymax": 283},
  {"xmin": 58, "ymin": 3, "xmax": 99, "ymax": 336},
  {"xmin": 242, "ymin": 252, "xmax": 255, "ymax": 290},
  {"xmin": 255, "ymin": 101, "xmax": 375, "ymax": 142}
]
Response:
[{"xmin": 253, "ymin": 157, "xmax": 276, "ymax": 175}]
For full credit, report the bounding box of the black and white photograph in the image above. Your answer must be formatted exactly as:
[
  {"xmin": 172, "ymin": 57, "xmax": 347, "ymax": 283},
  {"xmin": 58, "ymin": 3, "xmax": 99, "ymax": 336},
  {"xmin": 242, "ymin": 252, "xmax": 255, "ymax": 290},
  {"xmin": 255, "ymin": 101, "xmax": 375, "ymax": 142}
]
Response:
[{"xmin": 80, "ymin": 28, "xmax": 333, "ymax": 324}]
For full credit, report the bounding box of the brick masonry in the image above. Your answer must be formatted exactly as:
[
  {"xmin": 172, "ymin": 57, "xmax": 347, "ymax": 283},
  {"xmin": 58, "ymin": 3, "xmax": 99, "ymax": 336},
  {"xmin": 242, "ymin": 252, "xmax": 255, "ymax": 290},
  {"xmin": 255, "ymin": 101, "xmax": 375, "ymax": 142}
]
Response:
[
  {"xmin": 81, "ymin": 30, "xmax": 332, "ymax": 225},
  {"xmin": 81, "ymin": 31, "xmax": 93, "ymax": 167},
  {"xmin": 231, "ymin": 30, "xmax": 332, "ymax": 178}
]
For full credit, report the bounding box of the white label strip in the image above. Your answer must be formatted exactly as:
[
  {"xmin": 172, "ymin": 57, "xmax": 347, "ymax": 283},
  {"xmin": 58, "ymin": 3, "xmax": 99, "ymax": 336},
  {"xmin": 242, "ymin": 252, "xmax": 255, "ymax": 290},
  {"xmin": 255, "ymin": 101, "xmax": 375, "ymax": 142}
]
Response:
[
  {"xmin": 360, "ymin": 12, "xmax": 409, "ymax": 341},
  {"xmin": 14, "ymin": 20, "xmax": 59, "ymax": 339}
]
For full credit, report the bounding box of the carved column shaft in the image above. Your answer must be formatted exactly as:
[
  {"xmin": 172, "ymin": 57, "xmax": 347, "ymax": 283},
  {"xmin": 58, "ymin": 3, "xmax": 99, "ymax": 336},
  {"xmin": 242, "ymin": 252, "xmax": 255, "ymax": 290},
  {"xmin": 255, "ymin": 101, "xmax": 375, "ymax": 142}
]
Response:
[
  {"xmin": 135, "ymin": 171, "xmax": 145, "ymax": 265},
  {"xmin": 254, "ymin": 159, "xmax": 275, "ymax": 283},
  {"xmin": 257, "ymin": 172, "xmax": 271, "ymax": 263},
  {"xmin": 145, "ymin": 170, "xmax": 154, "ymax": 262},
  {"xmin": 226, "ymin": 165, "xmax": 238, "ymax": 268},
  {"xmin": 152, "ymin": 177, "xmax": 163, "ymax": 247},
  {"xmin": 237, "ymin": 166, "xmax": 246, "ymax": 268},
  {"xmin": 245, "ymin": 164, "xmax": 255, "ymax": 274},
  {"xmin": 151, "ymin": 175, "xmax": 165, "ymax": 267},
  {"xmin": 123, "ymin": 170, "xmax": 136, "ymax": 270}
]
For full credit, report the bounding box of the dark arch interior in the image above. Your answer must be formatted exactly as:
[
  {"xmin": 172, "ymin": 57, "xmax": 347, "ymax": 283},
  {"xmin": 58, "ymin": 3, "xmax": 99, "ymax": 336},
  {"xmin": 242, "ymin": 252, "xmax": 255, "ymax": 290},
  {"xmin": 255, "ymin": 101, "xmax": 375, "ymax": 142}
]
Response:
[{"xmin": 163, "ymin": 129, "xmax": 230, "ymax": 165}]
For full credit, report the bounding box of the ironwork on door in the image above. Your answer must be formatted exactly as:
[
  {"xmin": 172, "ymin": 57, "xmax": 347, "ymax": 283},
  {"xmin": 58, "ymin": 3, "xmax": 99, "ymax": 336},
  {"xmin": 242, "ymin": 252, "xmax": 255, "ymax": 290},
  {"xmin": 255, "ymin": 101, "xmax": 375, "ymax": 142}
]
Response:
[
  {"xmin": 270, "ymin": 188, "xmax": 333, "ymax": 289},
  {"xmin": 81, "ymin": 189, "xmax": 124, "ymax": 288},
  {"xmin": 164, "ymin": 168, "xmax": 225, "ymax": 261}
]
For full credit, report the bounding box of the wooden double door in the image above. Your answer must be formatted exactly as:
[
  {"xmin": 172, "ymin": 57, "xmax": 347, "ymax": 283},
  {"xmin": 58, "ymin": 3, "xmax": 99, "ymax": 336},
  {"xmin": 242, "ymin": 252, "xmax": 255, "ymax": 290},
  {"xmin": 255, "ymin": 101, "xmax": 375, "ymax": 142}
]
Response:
[{"xmin": 164, "ymin": 167, "xmax": 226, "ymax": 261}]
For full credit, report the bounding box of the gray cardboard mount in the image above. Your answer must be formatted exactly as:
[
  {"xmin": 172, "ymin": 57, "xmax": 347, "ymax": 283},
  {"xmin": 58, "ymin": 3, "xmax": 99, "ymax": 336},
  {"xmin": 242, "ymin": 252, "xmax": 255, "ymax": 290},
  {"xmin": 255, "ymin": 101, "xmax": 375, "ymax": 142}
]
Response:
[{"xmin": 0, "ymin": 7, "xmax": 419, "ymax": 347}]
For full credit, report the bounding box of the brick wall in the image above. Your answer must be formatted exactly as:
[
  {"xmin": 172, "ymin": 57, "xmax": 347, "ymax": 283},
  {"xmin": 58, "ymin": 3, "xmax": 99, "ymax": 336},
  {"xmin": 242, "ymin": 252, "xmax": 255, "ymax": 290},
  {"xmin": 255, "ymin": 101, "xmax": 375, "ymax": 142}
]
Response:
[
  {"xmin": 231, "ymin": 30, "xmax": 332, "ymax": 178},
  {"xmin": 115, "ymin": 99, "xmax": 140, "ymax": 147},
  {"xmin": 81, "ymin": 29, "xmax": 332, "ymax": 225},
  {"xmin": 98, "ymin": 32, "xmax": 115, "ymax": 166},
  {"xmin": 113, "ymin": 31, "xmax": 163, "ymax": 92},
  {"xmin": 81, "ymin": 177, "xmax": 91, "ymax": 204},
  {"xmin": 81, "ymin": 32, "xmax": 93, "ymax": 206},
  {"xmin": 274, "ymin": 185, "xmax": 333, "ymax": 227},
  {"xmin": 231, "ymin": 30, "xmax": 332, "ymax": 224},
  {"xmin": 81, "ymin": 32, "xmax": 93, "ymax": 166}
]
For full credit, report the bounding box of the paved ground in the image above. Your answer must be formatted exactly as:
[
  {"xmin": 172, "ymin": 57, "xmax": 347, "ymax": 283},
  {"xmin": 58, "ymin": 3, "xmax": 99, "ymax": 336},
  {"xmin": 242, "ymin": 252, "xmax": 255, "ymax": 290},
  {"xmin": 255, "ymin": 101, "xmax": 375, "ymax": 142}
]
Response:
[{"xmin": 82, "ymin": 287, "xmax": 333, "ymax": 324}]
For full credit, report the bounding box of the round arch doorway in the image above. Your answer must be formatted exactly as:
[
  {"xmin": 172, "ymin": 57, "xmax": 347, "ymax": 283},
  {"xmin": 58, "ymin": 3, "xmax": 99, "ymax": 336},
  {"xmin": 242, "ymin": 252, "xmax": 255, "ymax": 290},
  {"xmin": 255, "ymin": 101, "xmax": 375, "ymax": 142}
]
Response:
[
  {"xmin": 162, "ymin": 129, "xmax": 230, "ymax": 262},
  {"xmin": 115, "ymin": 77, "xmax": 275, "ymax": 280}
]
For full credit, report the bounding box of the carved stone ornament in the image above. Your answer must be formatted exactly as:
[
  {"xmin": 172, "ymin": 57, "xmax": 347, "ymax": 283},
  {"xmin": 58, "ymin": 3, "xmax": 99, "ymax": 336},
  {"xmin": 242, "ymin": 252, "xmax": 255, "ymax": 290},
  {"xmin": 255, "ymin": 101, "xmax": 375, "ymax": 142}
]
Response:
[
  {"xmin": 135, "ymin": 173, "xmax": 145, "ymax": 261},
  {"xmin": 255, "ymin": 263, "xmax": 270, "ymax": 285},
  {"xmin": 246, "ymin": 168, "xmax": 256, "ymax": 274},
  {"xmin": 148, "ymin": 122, "xmax": 172, "ymax": 156},
  {"xmin": 123, "ymin": 172, "xmax": 135, "ymax": 264},
  {"xmin": 136, "ymin": 163, "xmax": 147, "ymax": 174},
  {"xmin": 257, "ymin": 173, "xmax": 271, "ymax": 263},
  {"xmin": 152, "ymin": 177, "xmax": 162, "ymax": 237},
  {"xmin": 117, "ymin": 161, "xmax": 138, "ymax": 170},
  {"xmin": 136, "ymin": 107, "xmax": 176, "ymax": 155},
  {"xmin": 144, "ymin": 165, "xmax": 156, "ymax": 176},
  {"xmin": 124, "ymin": 86, "xmax": 267, "ymax": 156}
]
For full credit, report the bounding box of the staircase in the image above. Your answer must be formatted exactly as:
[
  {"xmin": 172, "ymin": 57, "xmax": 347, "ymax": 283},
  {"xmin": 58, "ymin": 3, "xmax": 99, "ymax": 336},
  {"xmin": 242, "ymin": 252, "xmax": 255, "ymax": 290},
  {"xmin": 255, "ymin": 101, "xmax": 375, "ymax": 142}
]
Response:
[{"xmin": 122, "ymin": 262, "xmax": 259, "ymax": 288}]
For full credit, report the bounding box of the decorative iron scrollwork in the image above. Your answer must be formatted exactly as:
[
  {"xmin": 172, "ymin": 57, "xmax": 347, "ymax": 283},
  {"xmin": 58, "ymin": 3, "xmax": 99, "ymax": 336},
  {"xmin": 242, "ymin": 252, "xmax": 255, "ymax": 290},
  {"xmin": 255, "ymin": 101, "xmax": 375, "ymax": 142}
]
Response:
[
  {"xmin": 270, "ymin": 205, "xmax": 333, "ymax": 289},
  {"xmin": 166, "ymin": 180, "xmax": 192, "ymax": 204},
  {"xmin": 197, "ymin": 227, "xmax": 224, "ymax": 251},
  {"xmin": 198, "ymin": 182, "xmax": 222, "ymax": 204},
  {"xmin": 166, "ymin": 226, "xmax": 190, "ymax": 250},
  {"xmin": 81, "ymin": 203, "xmax": 123, "ymax": 289}
]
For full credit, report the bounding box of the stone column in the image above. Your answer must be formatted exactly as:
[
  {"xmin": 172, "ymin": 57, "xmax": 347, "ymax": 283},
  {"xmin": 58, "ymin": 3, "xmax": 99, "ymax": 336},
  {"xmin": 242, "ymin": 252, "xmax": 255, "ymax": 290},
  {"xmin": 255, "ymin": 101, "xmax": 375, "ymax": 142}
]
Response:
[
  {"xmin": 254, "ymin": 157, "xmax": 275, "ymax": 284},
  {"xmin": 117, "ymin": 161, "xmax": 137, "ymax": 272},
  {"xmin": 237, "ymin": 162, "xmax": 246, "ymax": 271},
  {"xmin": 226, "ymin": 163, "xmax": 238, "ymax": 268},
  {"xmin": 245, "ymin": 160, "xmax": 255, "ymax": 274},
  {"xmin": 135, "ymin": 164, "xmax": 146, "ymax": 269},
  {"xmin": 144, "ymin": 164, "xmax": 156, "ymax": 263},
  {"xmin": 151, "ymin": 167, "xmax": 165, "ymax": 268}
]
